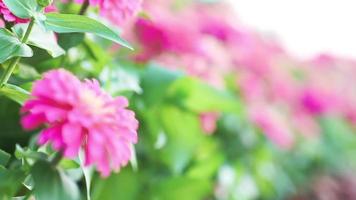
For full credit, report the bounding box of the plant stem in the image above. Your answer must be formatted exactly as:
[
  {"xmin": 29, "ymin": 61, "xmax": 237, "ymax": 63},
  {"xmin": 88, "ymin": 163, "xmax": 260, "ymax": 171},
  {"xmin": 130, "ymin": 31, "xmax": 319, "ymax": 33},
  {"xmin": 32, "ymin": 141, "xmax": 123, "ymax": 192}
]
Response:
[
  {"xmin": 0, "ymin": 18, "xmax": 35, "ymax": 87},
  {"xmin": 79, "ymin": 0, "xmax": 90, "ymax": 15}
]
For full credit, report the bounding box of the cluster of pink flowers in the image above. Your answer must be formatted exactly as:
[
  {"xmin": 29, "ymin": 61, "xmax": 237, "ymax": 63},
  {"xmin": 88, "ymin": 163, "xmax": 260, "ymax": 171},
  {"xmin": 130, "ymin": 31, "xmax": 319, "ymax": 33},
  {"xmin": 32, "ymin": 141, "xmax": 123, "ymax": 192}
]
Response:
[
  {"xmin": 21, "ymin": 69, "xmax": 139, "ymax": 177},
  {"xmin": 73, "ymin": 0, "xmax": 142, "ymax": 26},
  {"xmin": 0, "ymin": 0, "xmax": 28, "ymax": 23},
  {"xmin": 127, "ymin": 0, "xmax": 356, "ymax": 147}
]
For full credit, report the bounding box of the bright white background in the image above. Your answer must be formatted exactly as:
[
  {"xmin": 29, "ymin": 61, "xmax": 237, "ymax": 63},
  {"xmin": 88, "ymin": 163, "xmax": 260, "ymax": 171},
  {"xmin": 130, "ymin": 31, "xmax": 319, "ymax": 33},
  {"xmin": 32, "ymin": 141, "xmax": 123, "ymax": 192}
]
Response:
[{"xmin": 228, "ymin": 0, "xmax": 356, "ymax": 59}]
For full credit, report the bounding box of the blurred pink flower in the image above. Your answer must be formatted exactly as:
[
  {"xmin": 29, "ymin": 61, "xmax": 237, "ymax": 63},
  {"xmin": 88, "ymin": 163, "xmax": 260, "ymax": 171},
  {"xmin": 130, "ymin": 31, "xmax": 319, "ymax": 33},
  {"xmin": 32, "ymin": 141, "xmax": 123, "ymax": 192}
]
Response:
[
  {"xmin": 0, "ymin": 18, "xmax": 4, "ymax": 27},
  {"xmin": 134, "ymin": 18, "xmax": 169, "ymax": 61},
  {"xmin": 0, "ymin": 0, "xmax": 28, "ymax": 23},
  {"xmin": 74, "ymin": 0, "xmax": 142, "ymax": 26},
  {"xmin": 300, "ymin": 88, "xmax": 330, "ymax": 115},
  {"xmin": 250, "ymin": 106, "xmax": 294, "ymax": 149},
  {"xmin": 21, "ymin": 69, "xmax": 138, "ymax": 177},
  {"xmin": 292, "ymin": 111, "xmax": 320, "ymax": 138}
]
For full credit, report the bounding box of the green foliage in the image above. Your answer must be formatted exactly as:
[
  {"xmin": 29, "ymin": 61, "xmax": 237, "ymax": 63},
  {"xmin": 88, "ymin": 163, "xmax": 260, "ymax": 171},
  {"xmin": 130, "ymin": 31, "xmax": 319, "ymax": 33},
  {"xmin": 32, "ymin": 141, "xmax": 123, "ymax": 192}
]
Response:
[
  {"xmin": 0, "ymin": 84, "xmax": 30, "ymax": 105},
  {"xmin": 0, "ymin": 149, "xmax": 10, "ymax": 166},
  {"xmin": 31, "ymin": 161, "xmax": 80, "ymax": 200},
  {"xmin": 13, "ymin": 24, "xmax": 65, "ymax": 57},
  {"xmin": 167, "ymin": 77, "xmax": 243, "ymax": 114},
  {"xmin": 0, "ymin": 29, "xmax": 33, "ymax": 64},
  {"xmin": 0, "ymin": 167, "xmax": 26, "ymax": 197}
]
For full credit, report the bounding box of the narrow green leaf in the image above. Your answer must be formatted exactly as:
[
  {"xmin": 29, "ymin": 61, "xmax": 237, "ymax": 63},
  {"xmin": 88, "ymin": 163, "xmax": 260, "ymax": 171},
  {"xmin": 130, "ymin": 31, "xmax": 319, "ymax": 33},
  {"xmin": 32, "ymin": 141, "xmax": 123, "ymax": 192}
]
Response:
[
  {"xmin": 3, "ymin": 0, "xmax": 38, "ymax": 19},
  {"xmin": 0, "ymin": 28, "xmax": 33, "ymax": 64},
  {"xmin": 13, "ymin": 24, "xmax": 65, "ymax": 57},
  {"xmin": 44, "ymin": 13, "xmax": 133, "ymax": 49},
  {"xmin": 0, "ymin": 149, "xmax": 10, "ymax": 166},
  {"xmin": 0, "ymin": 84, "xmax": 30, "ymax": 105}
]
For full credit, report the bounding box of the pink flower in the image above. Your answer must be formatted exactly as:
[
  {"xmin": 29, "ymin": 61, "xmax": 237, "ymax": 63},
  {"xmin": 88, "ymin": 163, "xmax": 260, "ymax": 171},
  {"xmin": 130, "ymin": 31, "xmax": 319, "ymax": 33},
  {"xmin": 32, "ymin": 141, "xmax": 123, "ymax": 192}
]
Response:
[
  {"xmin": 21, "ymin": 69, "xmax": 139, "ymax": 177},
  {"xmin": 0, "ymin": 18, "xmax": 4, "ymax": 27},
  {"xmin": 0, "ymin": 0, "xmax": 29, "ymax": 23},
  {"xmin": 74, "ymin": 0, "xmax": 142, "ymax": 26}
]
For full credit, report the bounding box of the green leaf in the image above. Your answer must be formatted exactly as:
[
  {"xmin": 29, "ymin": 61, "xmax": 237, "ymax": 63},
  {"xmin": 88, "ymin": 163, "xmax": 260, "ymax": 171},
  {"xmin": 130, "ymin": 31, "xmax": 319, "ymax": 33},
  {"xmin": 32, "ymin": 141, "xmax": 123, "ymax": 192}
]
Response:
[
  {"xmin": 15, "ymin": 145, "xmax": 47, "ymax": 161},
  {"xmin": 100, "ymin": 66, "xmax": 142, "ymax": 95},
  {"xmin": 44, "ymin": 13, "xmax": 133, "ymax": 49},
  {"xmin": 13, "ymin": 24, "xmax": 65, "ymax": 57},
  {"xmin": 0, "ymin": 84, "xmax": 30, "ymax": 105},
  {"xmin": 168, "ymin": 77, "xmax": 243, "ymax": 114},
  {"xmin": 0, "ymin": 149, "xmax": 10, "ymax": 166},
  {"xmin": 58, "ymin": 33, "xmax": 85, "ymax": 50},
  {"xmin": 0, "ymin": 166, "xmax": 26, "ymax": 197},
  {"xmin": 3, "ymin": 0, "xmax": 38, "ymax": 19},
  {"xmin": 59, "ymin": 159, "xmax": 80, "ymax": 170},
  {"xmin": 151, "ymin": 177, "xmax": 212, "ymax": 200},
  {"xmin": 0, "ymin": 28, "xmax": 33, "ymax": 64},
  {"xmin": 141, "ymin": 64, "xmax": 183, "ymax": 107},
  {"xmin": 92, "ymin": 169, "xmax": 140, "ymax": 200},
  {"xmin": 159, "ymin": 105, "xmax": 204, "ymax": 174},
  {"xmin": 32, "ymin": 161, "xmax": 80, "ymax": 200}
]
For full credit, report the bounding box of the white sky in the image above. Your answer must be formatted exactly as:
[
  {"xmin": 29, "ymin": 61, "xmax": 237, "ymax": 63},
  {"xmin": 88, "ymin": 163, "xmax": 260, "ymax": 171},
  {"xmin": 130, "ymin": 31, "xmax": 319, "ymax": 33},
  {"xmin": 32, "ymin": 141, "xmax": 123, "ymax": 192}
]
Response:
[{"xmin": 228, "ymin": 0, "xmax": 356, "ymax": 59}]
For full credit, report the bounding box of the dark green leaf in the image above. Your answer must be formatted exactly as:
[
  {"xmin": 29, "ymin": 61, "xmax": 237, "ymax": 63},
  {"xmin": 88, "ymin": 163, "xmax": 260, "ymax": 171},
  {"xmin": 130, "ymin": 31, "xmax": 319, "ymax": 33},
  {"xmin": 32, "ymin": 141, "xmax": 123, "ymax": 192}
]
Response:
[
  {"xmin": 0, "ymin": 28, "xmax": 33, "ymax": 64},
  {"xmin": 32, "ymin": 161, "xmax": 80, "ymax": 200},
  {"xmin": 0, "ymin": 166, "xmax": 26, "ymax": 197},
  {"xmin": 58, "ymin": 33, "xmax": 85, "ymax": 50},
  {"xmin": 44, "ymin": 13, "xmax": 133, "ymax": 49},
  {"xmin": 0, "ymin": 84, "xmax": 30, "ymax": 105},
  {"xmin": 0, "ymin": 149, "xmax": 10, "ymax": 166}
]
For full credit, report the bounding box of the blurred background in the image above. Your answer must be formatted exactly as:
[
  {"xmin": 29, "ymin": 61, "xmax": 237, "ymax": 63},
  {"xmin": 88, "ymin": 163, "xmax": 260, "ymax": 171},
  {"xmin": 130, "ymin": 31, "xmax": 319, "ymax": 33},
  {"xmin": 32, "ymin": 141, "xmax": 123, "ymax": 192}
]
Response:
[{"xmin": 91, "ymin": 0, "xmax": 356, "ymax": 199}]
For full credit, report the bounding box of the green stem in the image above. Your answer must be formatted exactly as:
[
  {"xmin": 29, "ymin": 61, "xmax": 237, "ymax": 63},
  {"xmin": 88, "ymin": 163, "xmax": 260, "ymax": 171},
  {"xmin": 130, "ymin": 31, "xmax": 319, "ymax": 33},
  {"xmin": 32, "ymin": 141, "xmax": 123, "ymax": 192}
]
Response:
[
  {"xmin": 0, "ymin": 18, "xmax": 35, "ymax": 87},
  {"xmin": 79, "ymin": 0, "xmax": 90, "ymax": 15}
]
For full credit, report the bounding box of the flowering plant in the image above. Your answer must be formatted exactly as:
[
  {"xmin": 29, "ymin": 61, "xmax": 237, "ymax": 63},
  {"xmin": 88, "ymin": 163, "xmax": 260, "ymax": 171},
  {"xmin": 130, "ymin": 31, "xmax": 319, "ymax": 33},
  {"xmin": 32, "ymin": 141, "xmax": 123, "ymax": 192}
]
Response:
[{"xmin": 0, "ymin": 0, "xmax": 355, "ymax": 199}]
